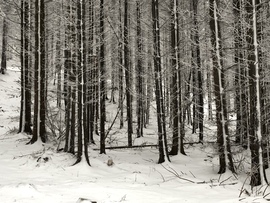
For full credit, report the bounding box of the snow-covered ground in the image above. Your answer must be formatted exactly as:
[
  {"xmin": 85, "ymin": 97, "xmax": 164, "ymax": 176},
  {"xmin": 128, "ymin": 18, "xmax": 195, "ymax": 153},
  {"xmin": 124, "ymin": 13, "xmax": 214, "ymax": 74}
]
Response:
[{"xmin": 0, "ymin": 67, "xmax": 268, "ymax": 203}]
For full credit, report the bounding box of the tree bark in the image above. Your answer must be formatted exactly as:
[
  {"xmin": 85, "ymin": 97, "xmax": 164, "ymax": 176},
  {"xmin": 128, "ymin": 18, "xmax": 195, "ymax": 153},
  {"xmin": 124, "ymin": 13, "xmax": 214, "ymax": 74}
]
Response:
[
  {"xmin": 246, "ymin": 0, "xmax": 267, "ymax": 186},
  {"xmin": 100, "ymin": 0, "xmax": 106, "ymax": 154},
  {"xmin": 152, "ymin": 0, "xmax": 170, "ymax": 163},
  {"xmin": 209, "ymin": 0, "xmax": 235, "ymax": 174},
  {"xmin": 1, "ymin": 17, "xmax": 7, "ymax": 74},
  {"xmin": 124, "ymin": 0, "xmax": 133, "ymax": 146},
  {"xmin": 30, "ymin": 0, "xmax": 46, "ymax": 144},
  {"xmin": 169, "ymin": 0, "xmax": 179, "ymax": 155},
  {"xmin": 136, "ymin": 1, "xmax": 144, "ymax": 138}
]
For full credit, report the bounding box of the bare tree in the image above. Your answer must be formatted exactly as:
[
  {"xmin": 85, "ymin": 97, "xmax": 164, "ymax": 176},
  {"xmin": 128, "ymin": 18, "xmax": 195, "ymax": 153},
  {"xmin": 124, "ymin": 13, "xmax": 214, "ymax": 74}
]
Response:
[
  {"xmin": 152, "ymin": 0, "xmax": 170, "ymax": 163},
  {"xmin": 209, "ymin": 0, "xmax": 235, "ymax": 174}
]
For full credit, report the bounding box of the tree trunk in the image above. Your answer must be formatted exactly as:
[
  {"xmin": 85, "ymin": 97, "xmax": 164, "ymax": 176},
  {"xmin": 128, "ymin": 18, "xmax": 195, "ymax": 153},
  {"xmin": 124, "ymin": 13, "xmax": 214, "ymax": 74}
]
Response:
[
  {"xmin": 76, "ymin": 0, "xmax": 83, "ymax": 163},
  {"xmin": 63, "ymin": 1, "xmax": 72, "ymax": 152},
  {"xmin": 209, "ymin": 0, "xmax": 234, "ymax": 174},
  {"xmin": 1, "ymin": 17, "xmax": 7, "ymax": 74},
  {"xmin": 19, "ymin": 0, "xmax": 32, "ymax": 135},
  {"xmin": 246, "ymin": 0, "xmax": 267, "ymax": 186},
  {"xmin": 152, "ymin": 0, "xmax": 170, "ymax": 163},
  {"xmin": 169, "ymin": 0, "xmax": 179, "ymax": 155},
  {"xmin": 192, "ymin": 0, "xmax": 204, "ymax": 143},
  {"xmin": 136, "ymin": 1, "xmax": 143, "ymax": 138},
  {"xmin": 124, "ymin": 0, "xmax": 133, "ymax": 146},
  {"xmin": 118, "ymin": 0, "xmax": 124, "ymax": 129},
  {"xmin": 30, "ymin": 0, "xmax": 46, "ymax": 144},
  {"xmin": 100, "ymin": 0, "xmax": 106, "ymax": 154}
]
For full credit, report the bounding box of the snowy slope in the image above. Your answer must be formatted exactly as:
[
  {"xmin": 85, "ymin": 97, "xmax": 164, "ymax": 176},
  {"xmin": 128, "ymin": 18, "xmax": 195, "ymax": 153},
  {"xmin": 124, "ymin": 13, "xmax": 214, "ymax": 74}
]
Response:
[{"xmin": 0, "ymin": 67, "xmax": 268, "ymax": 203}]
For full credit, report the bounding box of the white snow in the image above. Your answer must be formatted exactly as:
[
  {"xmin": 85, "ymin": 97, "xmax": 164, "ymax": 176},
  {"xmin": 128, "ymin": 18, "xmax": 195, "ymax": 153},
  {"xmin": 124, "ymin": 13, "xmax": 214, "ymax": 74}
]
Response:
[{"xmin": 0, "ymin": 67, "xmax": 269, "ymax": 203}]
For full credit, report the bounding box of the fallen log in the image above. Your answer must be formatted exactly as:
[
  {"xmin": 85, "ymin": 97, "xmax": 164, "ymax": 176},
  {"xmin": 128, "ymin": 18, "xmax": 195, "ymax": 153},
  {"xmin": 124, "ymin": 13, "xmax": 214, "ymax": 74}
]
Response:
[
  {"xmin": 93, "ymin": 144, "xmax": 158, "ymax": 150},
  {"xmin": 92, "ymin": 141, "xmax": 217, "ymax": 151}
]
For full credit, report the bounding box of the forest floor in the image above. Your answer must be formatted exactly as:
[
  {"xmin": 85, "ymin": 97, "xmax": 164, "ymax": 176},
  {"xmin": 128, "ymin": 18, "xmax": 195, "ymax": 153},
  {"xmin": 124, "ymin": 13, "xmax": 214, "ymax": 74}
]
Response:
[{"xmin": 0, "ymin": 67, "xmax": 269, "ymax": 203}]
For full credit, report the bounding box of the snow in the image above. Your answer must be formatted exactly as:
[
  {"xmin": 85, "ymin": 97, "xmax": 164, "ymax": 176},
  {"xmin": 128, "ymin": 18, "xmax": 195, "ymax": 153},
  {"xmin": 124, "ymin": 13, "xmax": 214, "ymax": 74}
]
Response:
[{"xmin": 0, "ymin": 67, "xmax": 269, "ymax": 203}]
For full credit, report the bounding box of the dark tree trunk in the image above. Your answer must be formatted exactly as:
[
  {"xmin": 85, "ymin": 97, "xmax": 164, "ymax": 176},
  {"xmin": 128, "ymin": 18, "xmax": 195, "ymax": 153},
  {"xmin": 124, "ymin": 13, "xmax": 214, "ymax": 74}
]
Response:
[
  {"xmin": 246, "ymin": 0, "xmax": 267, "ymax": 186},
  {"xmin": 39, "ymin": 0, "xmax": 46, "ymax": 143},
  {"xmin": 1, "ymin": 17, "xmax": 7, "ymax": 74},
  {"xmin": 76, "ymin": 0, "xmax": 83, "ymax": 163},
  {"xmin": 63, "ymin": 1, "xmax": 72, "ymax": 152},
  {"xmin": 192, "ymin": 0, "xmax": 204, "ymax": 143},
  {"xmin": 206, "ymin": 64, "xmax": 213, "ymax": 121},
  {"xmin": 118, "ymin": 0, "xmax": 124, "ymax": 129},
  {"xmin": 81, "ymin": 0, "xmax": 90, "ymax": 165},
  {"xmin": 169, "ymin": 0, "xmax": 179, "ymax": 155},
  {"xmin": 246, "ymin": 0, "xmax": 260, "ymax": 186},
  {"xmin": 30, "ymin": 0, "xmax": 46, "ymax": 144},
  {"xmin": 145, "ymin": 44, "xmax": 153, "ymax": 126},
  {"xmin": 19, "ymin": 0, "xmax": 24, "ymax": 133},
  {"xmin": 124, "ymin": 0, "xmax": 133, "ymax": 146},
  {"xmin": 56, "ymin": 12, "xmax": 62, "ymax": 108},
  {"xmin": 177, "ymin": 0, "xmax": 185, "ymax": 155},
  {"xmin": 19, "ymin": 0, "xmax": 32, "ymax": 135},
  {"xmin": 64, "ymin": 49, "xmax": 71, "ymax": 152},
  {"xmin": 233, "ymin": 0, "xmax": 248, "ymax": 148},
  {"xmin": 209, "ymin": 0, "xmax": 235, "ymax": 174},
  {"xmin": 152, "ymin": 0, "xmax": 170, "ymax": 163},
  {"xmin": 69, "ymin": 2, "xmax": 77, "ymax": 154},
  {"xmin": 100, "ymin": 0, "xmax": 106, "ymax": 154},
  {"xmin": 88, "ymin": 0, "xmax": 95, "ymax": 144},
  {"xmin": 136, "ymin": 1, "xmax": 143, "ymax": 138}
]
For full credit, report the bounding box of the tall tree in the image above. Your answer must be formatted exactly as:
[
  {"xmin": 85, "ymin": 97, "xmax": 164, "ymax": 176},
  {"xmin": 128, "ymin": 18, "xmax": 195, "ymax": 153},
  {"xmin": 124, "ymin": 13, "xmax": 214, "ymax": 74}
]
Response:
[
  {"xmin": 169, "ymin": 0, "xmax": 179, "ymax": 155},
  {"xmin": 124, "ymin": 0, "xmax": 133, "ymax": 146},
  {"xmin": 152, "ymin": 0, "xmax": 170, "ymax": 163},
  {"xmin": 1, "ymin": 15, "xmax": 7, "ymax": 74},
  {"xmin": 136, "ymin": 0, "xmax": 144, "ymax": 138},
  {"xmin": 29, "ymin": 0, "xmax": 46, "ymax": 144},
  {"xmin": 63, "ymin": 0, "xmax": 72, "ymax": 152},
  {"xmin": 118, "ymin": 0, "xmax": 124, "ymax": 129},
  {"xmin": 76, "ymin": 0, "xmax": 83, "ymax": 164},
  {"xmin": 191, "ymin": 0, "xmax": 204, "ymax": 143},
  {"xmin": 89, "ymin": 0, "xmax": 97, "ymax": 143},
  {"xmin": 177, "ymin": 0, "xmax": 186, "ymax": 155},
  {"xmin": 233, "ymin": 0, "xmax": 249, "ymax": 148},
  {"xmin": 209, "ymin": 0, "xmax": 235, "ymax": 174},
  {"xmin": 246, "ymin": 0, "xmax": 267, "ymax": 186},
  {"xmin": 19, "ymin": 0, "xmax": 32, "ymax": 135},
  {"xmin": 100, "ymin": 0, "xmax": 106, "ymax": 154}
]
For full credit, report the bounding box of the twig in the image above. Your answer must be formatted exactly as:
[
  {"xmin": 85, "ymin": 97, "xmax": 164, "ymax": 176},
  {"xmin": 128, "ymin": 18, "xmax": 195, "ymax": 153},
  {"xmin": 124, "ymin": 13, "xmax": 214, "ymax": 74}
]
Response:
[
  {"xmin": 161, "ymin": 164, "xmax": 196, "ymax": 184},
  {"xmin": 189, "ymin": 171, "xmax": 196, "ymax": 178},
  {"xmin": 239, "ymin": 175, "xmax": 249, "ymax": 198},
  {"xmin": 219, "ymin": 176, "xmax": 232, "ymax": 186}
]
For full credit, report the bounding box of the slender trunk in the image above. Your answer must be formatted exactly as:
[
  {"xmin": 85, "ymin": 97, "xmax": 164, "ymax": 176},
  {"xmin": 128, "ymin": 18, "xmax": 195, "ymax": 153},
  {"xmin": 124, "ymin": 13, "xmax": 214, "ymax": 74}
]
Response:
[
  {"xmin": 124, "ymin": 0, "xmax": 133, "ymax": 146},
  {"xmin": 209, "ymin": 0, "xmax": 234, "ymax": 174},
  {"xmin": 145, "ymin": 44, "xmax": 152, "ymax": 126},
  {"xmin": 64, "ymin": 1, "xmax": 71, "ymax": 152},
  {"xmin": 56, "ymin": 13, "xmax": 62, "ymax": 108},
  {"xmin": 169, "ymin": 0, "xmax": 179, "ymax": 155},
  {"xmin": 136, "ymin": 1, "xmax": 143, "ymax": 138},
  {"xmin": 176, "ymin": 0, "xmax": 185, "ymax": 155},
  {"xmin": 1, "ymin": 17, "xmax": 7, "ymax": 74},
  {"xmin": 152, "ymin": 0, "xmax": 170, "ymax": 163},
  {"xmin": 192, "ymin": 0, "xmax": 204, "ymax": 142},
  {"xmin": 30, "ymin": 0, "xmax": 46, "ymax": 144},
  {"xmin": 100, "ymin": 0, "xmax": 106, "ymax": 154},
  {"xmin": 246, "ymin": 0, "xmax": 267, "ymax": 186},
  {"xmin": 19, "ymin": 0, "xmax": 32, "ymax": 134},
  {"xmin": 76, "ymin": 0, "xmax": 83, "ymax": 163},
  {"xmin": 19, "ymin": 0, "xmax": 25, "ymax": 133},
  {"xmin": 69, "ymin": 2, "xmax": 77, "ymax": 154},
  {"xmin": 118, "ymin": 0, "xmax": 124, "ymax": 129}
]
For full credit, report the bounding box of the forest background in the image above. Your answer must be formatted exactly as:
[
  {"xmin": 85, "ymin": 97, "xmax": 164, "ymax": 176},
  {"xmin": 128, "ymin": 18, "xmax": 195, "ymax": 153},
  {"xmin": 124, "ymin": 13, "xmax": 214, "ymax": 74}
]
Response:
[{"xmin": 0, "ymin": 0, "xmax": 270, "ymax": 202}]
